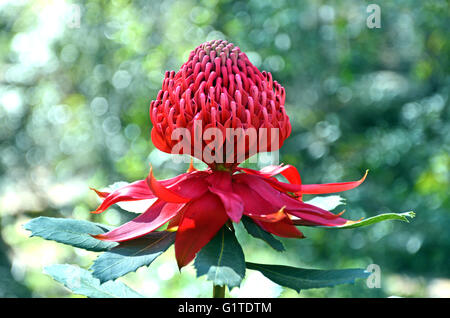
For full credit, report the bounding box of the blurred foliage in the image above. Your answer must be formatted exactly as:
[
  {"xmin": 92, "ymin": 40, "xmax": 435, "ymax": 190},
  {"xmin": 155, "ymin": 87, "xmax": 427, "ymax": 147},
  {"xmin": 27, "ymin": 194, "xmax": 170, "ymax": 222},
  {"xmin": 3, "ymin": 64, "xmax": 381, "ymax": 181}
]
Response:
[{"xmin": 0, "ymin": 0, "xmax": 449, "ymax": 297}]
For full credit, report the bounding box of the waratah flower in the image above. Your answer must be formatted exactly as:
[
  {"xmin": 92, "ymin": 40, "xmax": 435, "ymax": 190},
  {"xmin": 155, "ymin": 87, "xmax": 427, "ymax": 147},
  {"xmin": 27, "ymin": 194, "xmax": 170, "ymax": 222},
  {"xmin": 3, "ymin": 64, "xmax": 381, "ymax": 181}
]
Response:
[
  {"xmin": 149, "ymin": 39, "xmax": 290, "ymax": 169},
  {"xmin": 92, "ymin": 163, "xmax": 367, "ymax": 268},
  {"xmin": 91, "ymin": 40, "xmax": 368, "ymax": 269}
]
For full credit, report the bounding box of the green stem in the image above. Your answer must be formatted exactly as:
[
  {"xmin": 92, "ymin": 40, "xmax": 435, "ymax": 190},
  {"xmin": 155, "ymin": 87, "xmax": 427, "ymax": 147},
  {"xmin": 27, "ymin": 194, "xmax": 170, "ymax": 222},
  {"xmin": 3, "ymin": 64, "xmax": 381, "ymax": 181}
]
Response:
[{"xmin": 213, "ymin": 284, "xmax": 225, "ymax": 298}]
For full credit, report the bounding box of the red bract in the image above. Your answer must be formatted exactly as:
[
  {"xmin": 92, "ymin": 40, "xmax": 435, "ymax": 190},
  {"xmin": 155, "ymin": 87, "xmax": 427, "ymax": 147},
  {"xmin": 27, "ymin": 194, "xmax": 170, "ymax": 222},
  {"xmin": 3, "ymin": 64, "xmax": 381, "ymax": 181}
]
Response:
[
  {"xmin": 92, "ymin": 164, "xmax": 367, "ymax": 268},
  {"xmin": 92, "ymin": 40, "xmax": 369, "ymax": 269},
  {"xmin": 150, "ymin": 39, "xmax": 290, "ymax": 168}
]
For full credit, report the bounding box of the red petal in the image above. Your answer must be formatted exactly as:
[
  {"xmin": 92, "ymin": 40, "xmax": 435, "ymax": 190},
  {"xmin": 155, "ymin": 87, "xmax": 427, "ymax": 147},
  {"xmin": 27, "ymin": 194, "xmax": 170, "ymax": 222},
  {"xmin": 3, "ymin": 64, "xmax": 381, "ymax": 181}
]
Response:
[
  {"xmin": 166, "ymin": 170, "xmax": 210, "ymax": 199},
  {"xmin": 207, "ymin": 172, "xmax": 243, "ymax": 222},
  {"xmin": 260, "ymin": 164, "xmax": 301, "ymax": 185},
  {"xmin": 233, "ymin": 181, "xmax": 283, "ymax": 216},
  {"xmin": 233, "ymin": 173, "xmax": 290, "ymax": 208},
  {"xmin": 247, "ymin": 167, "xmax": 302, "ymax": 194},
  {"xmin": 239, "ymin": 164, "xmax": 301, "ymax": 185},
  {"xmin": 93, "ymin": 200, "xmax": 185, "ymax": 242},
  {"xmin": 239, "ymin": 166, "xmax": 368, "ymax": 196},
  {"xmin": 166, "ymin": 211, "xmax": 183, "ymax": 230},
  {"xmin": 146, "ymin": 166, "xmax": 191, "ymax": 203},
  {"xmin": 151, "ymin": 127, "xmax": 172, "ymax": 153},
  {"xmin": 235, "ymin": 174, "xmax": 350, "ymax": 226},
  {"xmin": 91, "ymin": 180, "xmax": 155, "ymax": 214},
  {"xmin": 175, "ymin": 193, "xmax": 228, "ymax": 268},
  {"xmin": 238, "ymin": 164, "xmax": 302, "ymax": 195},
  {"xmin": 254, "ymin": 218, "xmax": 304, "ymax": 238},
  {"xmin": 246, "ymin": 206, "xmax": 288, "ymax": 223},
  {"xmin": 290, "ymin": 212, "xmax": 350, "ymax": 226},
  {"xmin": 300, "ymin": 170, "xmax": 368, "ymax": 194},
  {"xmin": 258, "ymin": 176, "xmax": 303, "ymax": 193},
  {"xmin": 90, "ymin": 188, "xmax": 109, "ymax": 199},
  {"xmin": 286, "ymin": 202, "xmax": 349, "ymax": 226}
]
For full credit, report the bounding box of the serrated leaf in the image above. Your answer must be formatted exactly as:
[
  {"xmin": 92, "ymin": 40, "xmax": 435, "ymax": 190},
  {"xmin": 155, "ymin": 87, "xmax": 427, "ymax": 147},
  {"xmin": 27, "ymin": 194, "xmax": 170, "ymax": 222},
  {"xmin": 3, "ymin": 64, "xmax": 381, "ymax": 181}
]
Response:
[
  {"xmin": 44, "ymin": 264, "xmax": 144, "ymax": 298},
  {"xmin": 304, "ymin": 195, "xmax": 345, "ymax": 211},
  {"xmin": 246, "ymin": 262, "xmax": 370, "ymax": 293},
  {"xmin": 194, "ymin": 227, "xmax": 246, "ymax": 289},
  {"xmin": 24, "ymin": 217, "xmax": 117, "ymax": 252},
  {"xmin": 323, "ymin": 211, "xmax": 416, "ymax": 229},
  {"xmin": 91, "ymin": 231, "xmax": 176, "ymax": 283},
  {"xmin": 241, "ymin": 216, "xmax": 285, "ymax": 252}
]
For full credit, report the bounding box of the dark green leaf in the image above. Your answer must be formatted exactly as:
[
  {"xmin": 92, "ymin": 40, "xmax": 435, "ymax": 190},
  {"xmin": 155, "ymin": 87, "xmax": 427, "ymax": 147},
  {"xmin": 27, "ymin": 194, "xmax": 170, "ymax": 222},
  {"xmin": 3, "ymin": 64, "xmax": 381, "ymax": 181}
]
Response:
[
  {"xmin": 246, "ymin": 262, "xmax": 370, "ymax": 293},
  {"xmin": 194, "ymin": 227, "xmax": 246, "ymax": 289},
  {"xmin": 44, "ymin": 264, "xmax": 144, "ymax": 298},
  {"xmin": 322, "ymin": 211, "xmax": 416, "ymax": 229},
  {"xmin": 24, "ymin": 217, "xmax": 117, "ymax": 252},
  {"xmin": 91, "ymin": 231, "xmax": 176, "ymax": 283},
  {"xmin": 241, "ymin": 216, "xmax": 285, "ymax": 252}
]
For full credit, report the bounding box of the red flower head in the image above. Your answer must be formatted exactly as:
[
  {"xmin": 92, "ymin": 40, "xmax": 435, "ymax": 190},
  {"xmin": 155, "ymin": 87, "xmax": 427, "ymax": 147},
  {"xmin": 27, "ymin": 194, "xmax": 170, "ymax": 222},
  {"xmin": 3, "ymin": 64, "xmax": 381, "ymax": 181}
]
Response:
[
  {"xmin": 150, "ymin": 39, "xmax": 290, "ymax": 169},
  {"xmin": 92, "ymin": 40, "xmax": 368, "ymax": 269}
]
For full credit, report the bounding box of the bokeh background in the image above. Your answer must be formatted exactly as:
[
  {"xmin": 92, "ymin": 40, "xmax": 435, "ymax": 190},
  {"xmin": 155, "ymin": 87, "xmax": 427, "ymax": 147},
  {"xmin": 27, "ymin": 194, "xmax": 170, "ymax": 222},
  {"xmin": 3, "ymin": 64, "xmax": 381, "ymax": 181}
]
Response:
[{"xmin": 0, "ymin": 0, "xmax": 449, "ymax": 298}]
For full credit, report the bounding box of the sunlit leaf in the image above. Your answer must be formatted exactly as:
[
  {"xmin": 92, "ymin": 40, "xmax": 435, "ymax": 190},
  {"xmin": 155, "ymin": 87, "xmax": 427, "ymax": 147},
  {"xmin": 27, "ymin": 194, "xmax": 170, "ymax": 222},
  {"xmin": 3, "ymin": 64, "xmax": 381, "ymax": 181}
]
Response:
[
  {"xmin": 44, "ymin": 264, "xmax": 143, "ymax": 298},
  {"xmin": 304, "ymin": 195, "xmax": 345, "ymax": 211},
  {"xmin": 24, "ymin": 217, "xmax": 117, "ymax": 252},
  {"xmin": 324, "ymin": 211, "xmax": 416, "ymax": 229}
]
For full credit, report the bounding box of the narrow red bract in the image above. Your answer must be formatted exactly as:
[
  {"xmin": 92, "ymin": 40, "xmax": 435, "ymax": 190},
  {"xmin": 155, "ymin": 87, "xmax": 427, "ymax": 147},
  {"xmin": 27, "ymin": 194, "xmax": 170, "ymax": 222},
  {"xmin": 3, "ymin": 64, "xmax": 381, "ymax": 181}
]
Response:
[{"xmin": 91, "ymin": 40, "xmax": 369, "ymax": 269}]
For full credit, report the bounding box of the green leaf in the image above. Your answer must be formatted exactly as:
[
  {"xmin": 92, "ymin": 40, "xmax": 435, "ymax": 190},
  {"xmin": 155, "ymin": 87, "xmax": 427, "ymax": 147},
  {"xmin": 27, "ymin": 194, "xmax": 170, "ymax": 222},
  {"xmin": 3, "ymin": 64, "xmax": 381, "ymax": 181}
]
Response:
[
  {"xmin": 304, "ymin": 195, "xmax": 345, "ymax": 211},
  {"xmin": 323, "ymin": 211, "xmax": 416, "ymax": 229},
  {"xmin": 24, "ymin": 217, "xmax": 117, "ymax": 252},
  {"xmin": 246, "ymin": 262, "xmax": 370, "ymax": 293},
  {"xmin": 194, "ymin": 227, "xmax": 246, "ymax": 289},
  {"xmin": 241, "ymin": 216, "xmax": 285, "ymax": 252},
  {"xmin": 44, "ymin": 264, "xmax": 144, "ymax": 298},
  {"xmin": 91, "ymin": 231, "xmax": 176, "ymax": 283}
]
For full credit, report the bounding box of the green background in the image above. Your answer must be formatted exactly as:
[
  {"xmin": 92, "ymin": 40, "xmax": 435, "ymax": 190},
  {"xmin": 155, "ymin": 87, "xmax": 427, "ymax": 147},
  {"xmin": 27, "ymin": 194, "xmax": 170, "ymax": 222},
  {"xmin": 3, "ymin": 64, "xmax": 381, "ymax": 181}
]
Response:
[{"xmin": 0, "ymin": 0, "xmax": 449, "ymax": 297}]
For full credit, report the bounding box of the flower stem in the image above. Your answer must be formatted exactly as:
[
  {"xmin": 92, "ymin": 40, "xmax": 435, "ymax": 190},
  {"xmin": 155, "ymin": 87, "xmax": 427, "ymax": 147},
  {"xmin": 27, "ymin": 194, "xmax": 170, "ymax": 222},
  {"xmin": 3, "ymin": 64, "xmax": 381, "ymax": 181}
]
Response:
[{"xmin": 213, "ymin": 284, "xmax": 225, "ymax": 298}]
